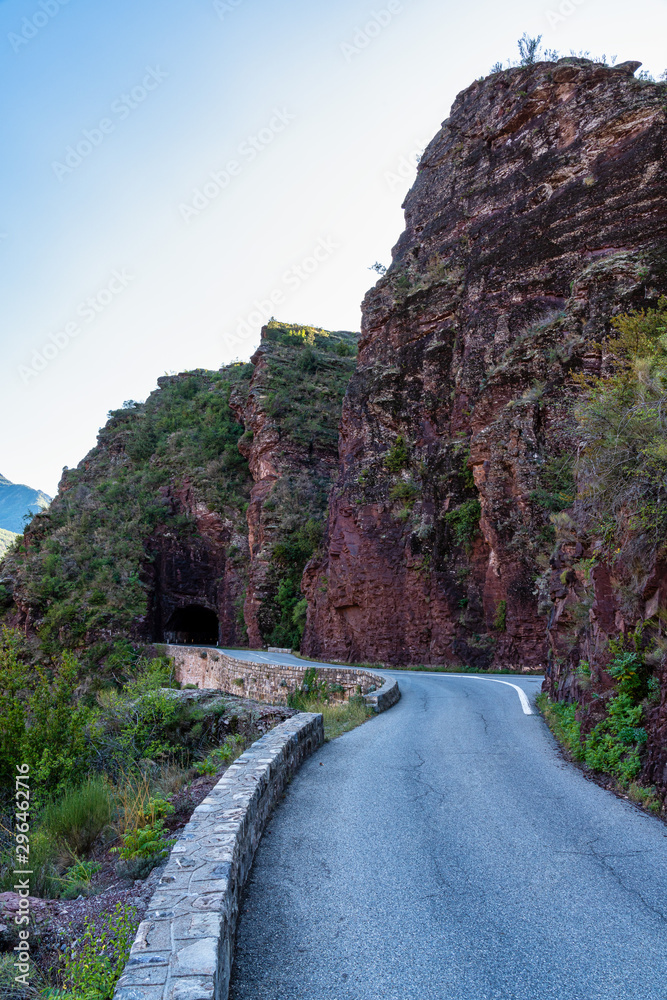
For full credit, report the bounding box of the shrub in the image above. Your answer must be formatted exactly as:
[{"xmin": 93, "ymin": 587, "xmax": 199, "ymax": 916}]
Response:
[
  {"xmin": 583, "ymin": 693, "xmax": 646, "ymax": 783},
  {"xmin": 389, "ymin": 480, "xmax": 421, "ymax": 509},
  {"xmin": 384, "ymin": 435, "xmax": 409, "ymax": 472},
  {"xmin": 57, "ymin": 857, "xmax": 103, "ymax": 900},
  {"xmin": 536, "ymin": 694, "xmax": 584, "ymax": 761},
  {"xmin": 0, "ymin": 632, "xmax": 92, "ymax": 803},
  {"xmin": 444, "ymin": 499, "xmax": 481, "ymax": 551},
  {"xmin": 530, "ymin": 454, "xmax": 575, "ymax": 513},
  {"xmin": 574, "ymin": 297, "xmax": 667, "ymax": 570}
]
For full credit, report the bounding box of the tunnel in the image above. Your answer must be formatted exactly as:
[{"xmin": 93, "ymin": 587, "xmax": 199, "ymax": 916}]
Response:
[{"xmin": 164, "ymin": 605, "xmax": 219, "ymax": 646}]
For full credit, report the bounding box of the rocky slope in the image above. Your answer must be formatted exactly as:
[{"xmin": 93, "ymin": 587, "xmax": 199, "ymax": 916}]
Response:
[
  {"xmin": 0, "ymin": 473, "xmax": 50, "ymax": 534},
  {"xmin": 302, "ymin": 58, "xmax": 667, "ymax": 671}
]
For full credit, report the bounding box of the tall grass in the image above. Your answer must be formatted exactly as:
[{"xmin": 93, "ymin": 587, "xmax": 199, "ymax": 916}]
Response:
[
  {"xmin": 39, "ymin": 777, "xmax": 112, "ymax": 855},
  {"xmin": 300, "ymin": 696, "xmax": 373, "ymax": 740}
]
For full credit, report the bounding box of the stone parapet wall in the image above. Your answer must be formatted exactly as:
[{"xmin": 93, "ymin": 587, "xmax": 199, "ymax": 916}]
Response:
[
  {"xmin": 166, "ymin": 645, "xmax": 387, "ymax": 706},
  {"xmin": 113, "ymin": 713, "xmax": 324, "ymax": 1000}
]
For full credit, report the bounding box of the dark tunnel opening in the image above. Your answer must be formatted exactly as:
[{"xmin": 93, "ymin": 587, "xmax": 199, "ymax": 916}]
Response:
[{"xmin": 164, "ymin": 605, "xmax": 219, "ymax": 646}]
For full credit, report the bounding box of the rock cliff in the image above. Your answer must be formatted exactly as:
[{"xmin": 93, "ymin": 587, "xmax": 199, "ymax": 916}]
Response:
[
  {"xmin": 302, "ymin": 58, "xmax": 667, "ymax": 670},
  {"xmin": 229, "ymin": 322, "xmax": 357, "ymax": 648}
]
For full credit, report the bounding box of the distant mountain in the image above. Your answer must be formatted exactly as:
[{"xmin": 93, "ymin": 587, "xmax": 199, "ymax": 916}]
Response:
[{"xmin": 0, "ymin": 473, "xmax": 51, "ymax": 534}]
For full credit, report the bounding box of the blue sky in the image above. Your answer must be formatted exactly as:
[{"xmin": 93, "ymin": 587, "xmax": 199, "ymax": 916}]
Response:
[{"xmin": 1, "ymin": 0, "xmax": 665, "ymax": 497}]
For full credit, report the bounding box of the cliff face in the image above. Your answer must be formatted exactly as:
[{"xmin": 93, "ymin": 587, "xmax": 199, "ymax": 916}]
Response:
[
  {"xmin": 230, "ymin": 323, "xmax": 357, "ymax": 648},
  {"xmin": 303, "ymin": 58, "xmax": 667, "ymax": 669}
]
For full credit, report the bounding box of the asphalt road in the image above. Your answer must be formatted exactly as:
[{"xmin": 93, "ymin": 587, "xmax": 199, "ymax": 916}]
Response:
[{"xmin": 222, "ymin": 658, "xmax": 667, "ymax": 1000}]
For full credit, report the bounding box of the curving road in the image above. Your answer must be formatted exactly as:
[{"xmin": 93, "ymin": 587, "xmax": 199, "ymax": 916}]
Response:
[{"xmin": 223, "ymin": 658, "xmax": 667, "ymax": 1000}]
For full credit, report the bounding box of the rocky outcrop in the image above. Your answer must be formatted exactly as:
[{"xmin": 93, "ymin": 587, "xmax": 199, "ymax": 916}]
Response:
[
  {"xmin": 229, "ymin": 323, "xmax": 357, "ymax": 648},
  {"xmin": 303, "ymin": 58, "xmax": 667, "ymax": 668}
]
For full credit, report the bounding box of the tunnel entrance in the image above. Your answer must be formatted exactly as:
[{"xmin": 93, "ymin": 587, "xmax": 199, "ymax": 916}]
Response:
[{"xmin": 164, "ymin": 605, "xmax": 219, "ymax": 646}]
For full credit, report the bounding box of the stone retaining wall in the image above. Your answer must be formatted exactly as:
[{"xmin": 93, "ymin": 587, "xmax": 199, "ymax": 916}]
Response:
[
  {"xmin": 113, "ymin": 712, "xmax": 324, "ymax": 1000},
  {"xmin": 166, "ymin": 645, "xmax": 388, "ymax": 706}
]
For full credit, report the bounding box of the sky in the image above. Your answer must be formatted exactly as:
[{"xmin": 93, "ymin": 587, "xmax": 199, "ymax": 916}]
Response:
[{"xmin": 1, "ymin": 0, "xmax": 665, "ymax": 498}]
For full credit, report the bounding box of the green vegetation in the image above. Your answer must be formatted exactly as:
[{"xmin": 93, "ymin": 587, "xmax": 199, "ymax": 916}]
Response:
[
  {"xmin": 111, "ymin": 796, "xmax": 175, "ymax": 869},
  {"xmin": 574, "ymin": 297, "xmax": 667, "ymax": 570},
  {"xmin": 2, "ymin": 366, "xmax": 253, "ymax": 659},
  {"xmin": 538, "ymin": 630, "xmax": 661, "ymax": 807},
  {"xmin": 258, "ymin": 474, "xmax": 328, "ymax": 649},
  {"xmin": 195, "ymin": 733, "xmax": 245, "ymax": 775},
  {"xmin": 384, "ymin": 435, "xmax": 409, "ymax": 472},
  {"xmin": 262, "ymin": 321, "xmax": 357, "ymax": 449},
  {"xmin": 531, "ymin": 454, "xmax": 575, "ymax": 514},
  {"xmin": 59, "ymin": 902, "xmax": 138, "ymax": 1000},
  {"xmin": 493, "ymin": 600, "xmax": 507, "ymax": 632},
  {"xmin": 443, "ymin": 498, "xmax": 481, "ymax": 552},
  {"xmin": 286, "ymin": 666, "xmax": 372, "ymax": 739}
]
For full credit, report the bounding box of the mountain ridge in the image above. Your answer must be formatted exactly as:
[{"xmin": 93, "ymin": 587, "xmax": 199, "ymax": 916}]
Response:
[{"xmin": 0, "ymin": 473, "xmax": 51, "ymax": 534}]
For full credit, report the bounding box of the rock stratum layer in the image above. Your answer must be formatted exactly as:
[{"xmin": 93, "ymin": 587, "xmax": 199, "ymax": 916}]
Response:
[{"xmin": 303, "ymin": 58, "xmax": 667, "ymax": 671}]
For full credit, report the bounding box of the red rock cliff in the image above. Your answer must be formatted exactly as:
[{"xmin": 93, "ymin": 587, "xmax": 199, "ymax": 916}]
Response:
[{"xmin": 302, "ymin": 58, "xmax": 667, "ymax": 669}]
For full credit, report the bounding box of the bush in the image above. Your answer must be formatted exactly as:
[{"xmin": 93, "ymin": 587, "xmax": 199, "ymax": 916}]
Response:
[
  {"xmin": 583, "ymin": 693, "xmax": 646, "ymax": 783},
  {"xmin": 444, "ymin": 499, "xmax": 481, "ymax": 551},
  {"xmin": 0, "ymin": 632, "xmax": 92, "ymax": 803},
  {"xmin": 493, "ymin": 600, "xmax": 507, "ymax": 632},
  {"xmin": 384, "ymin": 435, "xmax": 409, "ymax": 472},
  {"xmin": 536, "ymin": 694, "xmax": 584, "ymax": 761},
  {"xmin": 574, "ymin": 297, "xmax": 667, "ymax": 570}
]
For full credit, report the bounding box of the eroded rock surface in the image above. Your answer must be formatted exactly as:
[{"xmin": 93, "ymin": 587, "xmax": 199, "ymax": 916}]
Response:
[{"xmin": 303, "ymin": 58, "xmax": 667, "ymax": 669}]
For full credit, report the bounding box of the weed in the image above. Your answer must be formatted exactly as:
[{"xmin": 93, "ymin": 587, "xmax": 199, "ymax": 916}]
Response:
[
  {"xmin": 60, "ymin": 902, "xmax": 138, "ymax": 999},
  {"xmin": 195, "ymin": 734, "xmax": 245, "ymax": 775}
]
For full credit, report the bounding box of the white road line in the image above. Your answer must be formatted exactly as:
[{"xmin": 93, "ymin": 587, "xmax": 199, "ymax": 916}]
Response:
[{"xmin": 444, "ymin": 674, "xmax": 534, "ymax": 714}]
